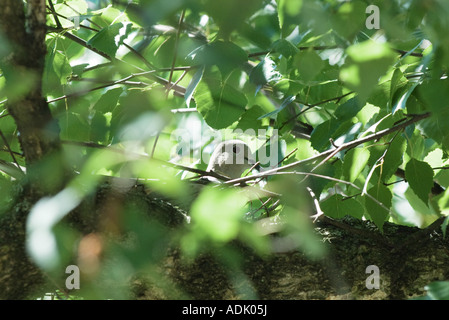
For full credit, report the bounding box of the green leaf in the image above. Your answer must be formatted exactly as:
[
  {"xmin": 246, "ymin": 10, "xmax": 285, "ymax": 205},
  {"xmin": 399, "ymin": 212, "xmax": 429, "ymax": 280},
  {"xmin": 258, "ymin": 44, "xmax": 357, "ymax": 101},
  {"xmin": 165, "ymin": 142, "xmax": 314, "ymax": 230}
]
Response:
[
  {"xmin": 365, "ymin": 184, "xmax": 392, "ymax": 231},
  {"xmin": 271, "ymin": 39, "xmax": 299, "ymax": 57},
  {"xmin": 331, "ymin": 0, "xmax": 366, "ymax": 39},
  {"xmin": 195, "ymin": 77, "xmax": 247, "ymax": 129},
  {"xmin": 204, "ymin": 0, "xmax": 264, "ymax": 38},
  {"xmin": 190, "ymin": 186, "xmax": 247, "ymax": 243},
  {"xmin": 185, "ymin": 65, "xmax": 204, "ymax": 107},
  {"xmin": 52, "ymin": 51, "xmax": 72, "ymax": 85},
  {"xmin": 276, "ymin": 0, "xmax": 303, "ymax": 29},
  {"xmin": 390, "ymin": 68, "xmax": 412, "ymax": 114},
  {"xmin": 95, "ymin": 5, "xmax": 129, "ymax": 25},
  {"xmin": 419, "ymin": 114, "xmax": 449, "ymax": 151},
  {"xmin": 310, "ymin": 98, "xmax": 363, "ymax": 151},
  {"xmin": 417, "ymin": 80, "xmax": 449, "ymax": 150},
  {"xmin": 257, "ymin": 95, "xmax": 295, "ymax": 120},
  {"xmin": 404, "ymin": 129, "xmax": 426, "ymax": 160},
  {"xmin": 87, "ymin": 23, "xmax": 132, "ymax": 57},
  {"xmin": 52, "ymin": 0, "xmax": 88, "ymax": 28},
  {"xmin": 93, "ymin": 88, "xmax": 123, "ymax": 113},
  {"xmin": 418, "ymin": 80, "xmax": 449, "ymax": 114},
  {"xmin": 405, "ymin": 158, "xmax": 434, "ymax": 204},
  {"xmin": 381, "ymin": 135, "xmax": 406, "ymax": 181},
  {"xmin": 343, "ymin": 148, "xmax": 370, "ymax": 183},
  {"xmin": 189, "ymin": 41, "xmax": 247, "ymax": 78},
  {"xmin": 59, "ymin": 112, "xmax": 90, "ymax": 141},
  {"xmin": 321, "ymin": 194, "xmax": 364, "ymax": 219},
  {"xmin": 236, "ymin": 105, "xmax": 265, "ymax": 131},
  {"xmin": 249, "ymin": 57, "xmax": 282, "ymax": 91},
  {"xmin": 335, "ymin": 97, "xmax": 364, "ymax": 121},
  {"xmin": 403, "ymin": 186, "xmax": 437, "ymax": 223},
  {"xmin": 293, "ymin": 49, "xmax": 324, "ymax": 81},
  {"xmin": 309, "ymin": 118, "xmax": 340, "ymax": 151},
  {"xmin": 90, "ymin": 111, "xmax": 109, "ymax": 143},
  {"xmin": 340, "ymin": 41, "xmax": 397, "ymax": 100}
]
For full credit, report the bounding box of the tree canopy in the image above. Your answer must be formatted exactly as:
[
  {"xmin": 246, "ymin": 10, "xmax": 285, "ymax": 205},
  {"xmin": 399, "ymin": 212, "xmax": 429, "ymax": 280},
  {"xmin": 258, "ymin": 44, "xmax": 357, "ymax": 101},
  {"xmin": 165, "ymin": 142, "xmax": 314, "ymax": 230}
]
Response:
[{"xmin": 1, "ymin": 0, "xmax": 449, "ymax": 300}]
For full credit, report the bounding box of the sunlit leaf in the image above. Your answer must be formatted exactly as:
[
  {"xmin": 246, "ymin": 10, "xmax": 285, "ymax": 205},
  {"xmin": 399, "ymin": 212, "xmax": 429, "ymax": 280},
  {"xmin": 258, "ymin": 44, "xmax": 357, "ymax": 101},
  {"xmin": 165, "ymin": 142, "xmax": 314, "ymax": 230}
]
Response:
[
  {"xmin": 189, "ymin": 41, "xmax": 247, "ymax": 78},
  {"xmin": 236, "ymin": 105, "xmax": 265, "ymax": 131},
  {"xmin": 195, "ymin": 76, "xmax": 247, "ymax": 129},
  {"xmin": 249, "ymin": 57, "xmax": 282, "ymax": 92},
  {"xmin": 276, "ymin": 0, "xmax": 303, "ymax": 29},
  {"xmin": 185, "ymin": 65, "xmax": 204, "ymax": 107},
  {"xmin": 343, "ymin": 147, "xmax": 370, "ymax": 183},
  {"xmin": 340, "ymin": 41, "xmax": 397, "ymax": 99},
  {"xmin": 87, "ymin": 23, "xmax": 132, "ymax": 57}
]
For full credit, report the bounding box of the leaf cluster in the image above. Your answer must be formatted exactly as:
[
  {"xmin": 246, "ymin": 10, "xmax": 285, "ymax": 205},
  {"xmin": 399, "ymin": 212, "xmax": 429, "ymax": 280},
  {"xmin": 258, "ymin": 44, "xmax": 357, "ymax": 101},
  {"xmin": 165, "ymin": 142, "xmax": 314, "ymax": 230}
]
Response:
[{"xmin": 2, "ymin": 0, "xmax": 449, "ymax": 298}]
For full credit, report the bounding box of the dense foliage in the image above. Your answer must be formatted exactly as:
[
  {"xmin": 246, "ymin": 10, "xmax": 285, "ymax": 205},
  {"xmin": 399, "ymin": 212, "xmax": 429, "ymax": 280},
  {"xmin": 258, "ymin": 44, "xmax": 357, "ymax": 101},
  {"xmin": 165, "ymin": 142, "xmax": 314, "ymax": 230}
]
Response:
[{"xmin": 1, "ymin": 0, "xmax": 449, "ymax": 299}]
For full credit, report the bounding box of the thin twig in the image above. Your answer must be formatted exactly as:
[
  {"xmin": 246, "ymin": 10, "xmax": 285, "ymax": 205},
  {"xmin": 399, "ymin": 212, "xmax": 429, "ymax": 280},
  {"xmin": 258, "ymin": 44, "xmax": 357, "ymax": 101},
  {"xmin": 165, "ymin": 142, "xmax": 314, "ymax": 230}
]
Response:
[
  {"xmin": 252, "ymin": 148, "xmax": 297, "ymax": 186},
  {"xmin": 167, "ymin": 10, "xmax": 186, "ymax": 92},
  {"xmin": 248, "ymin": 46, "xmax": 423, "ymax": 58},
  {"xmin": 0, "ymin": 129, "xmax": 24, "ymax": 174},
  {"xmin": 47, "ymin": 0, "xmax": 62, "ymax": 29},
  {"xmin": 60, "ymin": 140, "xmax": 231, "ymax": 181},
  {"xmin": 269, "ymin": 171, "xmax": 391, "ymax": 212},
  {"xmin": 225, "ymin": 112, "xmax": 431, "ymax": 186},
  {"xmin": 279, "ymin": 91, "xmax": 354, "ymax": 132},
  {"xmin": 47, "ymin": 70, "xmax": 157, "ymax": 103},
  {"xmin": 46, "ymin": 27, "xmax": 189, "ymax": 96},
  {"xmin": 150, "ymin": 133, "xmax": 160, "ymax": 159}
]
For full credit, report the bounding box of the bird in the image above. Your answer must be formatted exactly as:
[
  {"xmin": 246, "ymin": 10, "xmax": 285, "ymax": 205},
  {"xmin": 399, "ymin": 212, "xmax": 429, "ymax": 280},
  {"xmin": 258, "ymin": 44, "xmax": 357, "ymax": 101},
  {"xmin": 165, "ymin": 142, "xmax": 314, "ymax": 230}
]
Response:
[
  {"xmin": 168, "ymin": 140, "xmax": 259, "ymax": 212},
  {"xmin": 206, "ymin": 139, "xmax": 257, "ymax": 180}
]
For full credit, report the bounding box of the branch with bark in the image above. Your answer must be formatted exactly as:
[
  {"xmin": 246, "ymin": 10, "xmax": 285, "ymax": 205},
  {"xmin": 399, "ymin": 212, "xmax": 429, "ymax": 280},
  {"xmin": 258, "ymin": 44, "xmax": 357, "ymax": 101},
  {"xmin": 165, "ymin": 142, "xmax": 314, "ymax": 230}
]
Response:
[{"xmin": 0, "ymin": 0, "xmax": 63, "ymax": 194}]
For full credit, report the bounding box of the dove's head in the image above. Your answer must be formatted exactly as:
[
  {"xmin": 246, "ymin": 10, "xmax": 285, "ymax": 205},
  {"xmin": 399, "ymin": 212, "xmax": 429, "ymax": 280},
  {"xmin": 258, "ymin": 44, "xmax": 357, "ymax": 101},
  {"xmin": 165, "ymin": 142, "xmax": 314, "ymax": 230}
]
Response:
[{"xmin": 206, "ymin": 140, "xmax": 256, "ymax": 179}]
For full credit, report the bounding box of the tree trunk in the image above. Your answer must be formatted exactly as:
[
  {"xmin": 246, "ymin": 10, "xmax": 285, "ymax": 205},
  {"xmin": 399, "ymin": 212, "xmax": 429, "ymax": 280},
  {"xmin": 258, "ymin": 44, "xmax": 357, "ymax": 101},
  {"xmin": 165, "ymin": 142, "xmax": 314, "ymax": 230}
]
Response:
[
  {"xmin": 0, "ymin": 0, "xmax": 65, "ymax": 300},
  {"xmin": 0, "ymin": 0, "xmax": 63, "ymax": 195}
]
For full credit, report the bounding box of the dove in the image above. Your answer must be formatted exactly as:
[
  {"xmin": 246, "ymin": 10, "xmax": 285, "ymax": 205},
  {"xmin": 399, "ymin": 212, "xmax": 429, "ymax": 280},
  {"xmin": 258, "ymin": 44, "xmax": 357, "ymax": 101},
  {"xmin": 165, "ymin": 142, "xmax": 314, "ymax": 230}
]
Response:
[{"xmin": 206, "ymin": 140, "xmax": 256, "ymax": 180}]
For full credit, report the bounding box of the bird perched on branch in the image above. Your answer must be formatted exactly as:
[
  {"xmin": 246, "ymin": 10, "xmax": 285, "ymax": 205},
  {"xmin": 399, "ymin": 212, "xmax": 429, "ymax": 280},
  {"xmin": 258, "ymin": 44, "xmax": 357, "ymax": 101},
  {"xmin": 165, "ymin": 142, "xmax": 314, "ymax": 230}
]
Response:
[{"xmin": 206, "ymin": 139, "xmax": 257, "ymax": 180}]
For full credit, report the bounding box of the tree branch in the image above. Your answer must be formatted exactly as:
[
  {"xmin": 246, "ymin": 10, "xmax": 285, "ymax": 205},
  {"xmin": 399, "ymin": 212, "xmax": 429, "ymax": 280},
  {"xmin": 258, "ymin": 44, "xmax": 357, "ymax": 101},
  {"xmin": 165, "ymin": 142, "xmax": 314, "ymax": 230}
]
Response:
[{"xmin": 226, "ymin": 112, "xmax": 432, "ymax": 186}]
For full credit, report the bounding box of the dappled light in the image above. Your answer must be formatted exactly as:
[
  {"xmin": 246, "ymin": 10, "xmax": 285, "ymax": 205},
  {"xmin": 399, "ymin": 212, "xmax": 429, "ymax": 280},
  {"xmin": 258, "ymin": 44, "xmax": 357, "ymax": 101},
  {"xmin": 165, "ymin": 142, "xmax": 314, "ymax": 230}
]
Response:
[{"xmin": 1, "ymin": 0, "xmax": 449, "ymax": 302}]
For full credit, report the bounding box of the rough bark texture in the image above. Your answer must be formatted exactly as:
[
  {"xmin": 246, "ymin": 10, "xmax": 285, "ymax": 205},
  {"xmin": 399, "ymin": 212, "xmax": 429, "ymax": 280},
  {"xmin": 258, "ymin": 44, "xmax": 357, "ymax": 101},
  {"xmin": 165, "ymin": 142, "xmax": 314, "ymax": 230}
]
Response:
[
  {"xmin": 1, "ymin": 179, "xmax": 448, "ymax": 300},
  {"xmin": 0, "ymin": 0, "xmax": 61, "ymax": 177},
  {"xmin": 0, "ymin": 0, "xmax": 65, "ymax": 300},
  {"xmin": 136, "ymin": 213, "xmax": 449, "ymax": 300}
]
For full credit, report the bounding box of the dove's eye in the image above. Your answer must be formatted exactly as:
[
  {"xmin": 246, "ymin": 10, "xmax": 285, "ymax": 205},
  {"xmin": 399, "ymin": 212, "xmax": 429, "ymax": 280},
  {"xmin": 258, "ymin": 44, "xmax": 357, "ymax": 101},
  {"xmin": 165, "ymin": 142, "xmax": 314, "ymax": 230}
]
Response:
[{"xmin": 232, "ymin": 145, "xmax": 240, "ymax": 153}]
